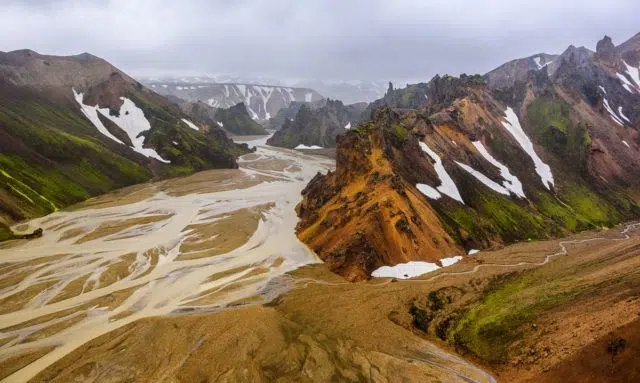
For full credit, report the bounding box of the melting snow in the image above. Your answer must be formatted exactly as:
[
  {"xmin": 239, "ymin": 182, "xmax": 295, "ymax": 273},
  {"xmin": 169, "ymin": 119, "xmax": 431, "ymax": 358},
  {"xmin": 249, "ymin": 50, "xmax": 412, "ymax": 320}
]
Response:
[
  {"xmin": 416, "ymin": 183, "xmax": 441, "ymax": 199},
  {"xmin": 440, "ymin": 256, "xmax": 463, "ymax": 267},
  {"xmin": 181, "ymin": 118, "xmax": 200, "ymax": 131},
  {"xmin": 623, "ymin": 140, "xmax": 631, "ymax": 148},
  {"xmin": 501, "ymin": 107, "xmax": 554, "ymax": 190},
  {"xmin": 344, "ymin": 122, "xmax": 351, "ymax": 130},
  {"xmin": 533, "ymin": 56, "xmax": 552, "ymax": 70},
  {"xmin": 472, "ymin": 141, "xmax": 525, "ymax": 198},
  {"xmin": 618, "ymin": 107, "xmax": 631, "ymax": 123},
  {"xmin": 371, "ymin": 261, "xmax": 440, "ymax": 279},
  {"xmin": 603, "ymin": 98, "xmax": 625, "ymax": 126},
  {"xmin": 371, "ymin": 255, "xmax": 463, "ymax": 279},
  {"xmin": 73, "ymin": 89, "xmax": 170, "ymax": 163},
  {"xmin": 623, "ymin": 61, "xmax": 640, "ymax": 91},
  {"xmin": 73, "ymin": 89, "xmax": 124, "ymax": 145},
  {"xmin": 419, "ymin": 142, "xmax": 464, "ymax": 204},
  {"xmin": 294, "ymin": 144, "xmax": 323, "ymax": 149},
  {"xmin": 456, "ymin": 162, "xmax": 511, "ymax": 196}
]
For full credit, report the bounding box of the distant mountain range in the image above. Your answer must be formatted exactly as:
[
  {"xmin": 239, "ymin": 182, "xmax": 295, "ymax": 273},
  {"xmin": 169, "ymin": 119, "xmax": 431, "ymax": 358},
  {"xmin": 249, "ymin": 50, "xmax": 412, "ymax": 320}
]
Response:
[{"xmin": 141, "ymin": 79, "xmax": 323, "ymax": 121}]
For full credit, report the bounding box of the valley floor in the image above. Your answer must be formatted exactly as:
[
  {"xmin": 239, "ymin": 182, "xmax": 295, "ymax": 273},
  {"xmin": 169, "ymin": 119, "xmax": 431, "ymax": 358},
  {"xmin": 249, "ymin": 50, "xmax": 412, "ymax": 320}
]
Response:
[{"xmin": 0, "ymin": 136, "xmax": 638, "ymax": 382}]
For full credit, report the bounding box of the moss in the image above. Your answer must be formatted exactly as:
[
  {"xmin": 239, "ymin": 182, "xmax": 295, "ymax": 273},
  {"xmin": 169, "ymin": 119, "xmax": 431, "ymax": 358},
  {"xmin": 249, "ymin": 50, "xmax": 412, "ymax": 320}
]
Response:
[
  {"xmin": 526, "ymin": 97, "xmax": 590, "ymax": 173},
  {"xmin": 449, "ymin": 273, "xmax": 574, "ymax": 363},
  {"xmin": 0, "ymin": 222, "xmax": 15, "ymax": 242}
]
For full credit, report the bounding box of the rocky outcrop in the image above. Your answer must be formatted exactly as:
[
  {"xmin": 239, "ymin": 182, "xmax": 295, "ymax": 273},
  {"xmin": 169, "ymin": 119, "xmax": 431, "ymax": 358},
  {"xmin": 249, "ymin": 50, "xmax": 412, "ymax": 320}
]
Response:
[
  {"xmin": 267, "ymin": 99, "xmax": 366, "ymax": 148},
  {"xmin": 213, "ymin": 102, "xmax": 268, "ymax": 135},
  {"xmin": 297, "ymin": 33, "xmax": 640, "ymax": 281}
]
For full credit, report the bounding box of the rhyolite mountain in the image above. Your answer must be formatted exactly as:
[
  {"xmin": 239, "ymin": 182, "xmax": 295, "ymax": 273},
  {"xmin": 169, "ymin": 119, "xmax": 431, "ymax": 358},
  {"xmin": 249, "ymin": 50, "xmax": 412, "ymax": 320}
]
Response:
[
  {"xmin": 296, "ymin": 33, "xmax": 640, "ymax": 281},
  {"xmin": 267, "ymin": 99, "xmax": 367, "ymax": 148},
  {"xmin": 181, "ymin": 101, "xmax": 268, "ymax": 135},
  {"xmin": 143, "ymin": 78, "xmax": 323, "ymax": 120},
  {"xmin": 0, "ymin": 49, "xmax": 250, "ymax": 232}
]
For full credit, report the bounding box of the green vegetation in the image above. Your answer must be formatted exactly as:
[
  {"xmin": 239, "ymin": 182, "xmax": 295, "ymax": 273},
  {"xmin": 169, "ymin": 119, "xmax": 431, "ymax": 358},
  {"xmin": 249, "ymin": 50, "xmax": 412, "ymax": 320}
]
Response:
[
  {"xmin": 448, "ymin": 272, "xmax": 574, "ymax": 363},
  {"xmin": 215, "ymin": 102, "xmax": 267, "ymax": 135},
  {"xmin": 526, "ymin": 97, "xmax": 591, "ymax": 174}
]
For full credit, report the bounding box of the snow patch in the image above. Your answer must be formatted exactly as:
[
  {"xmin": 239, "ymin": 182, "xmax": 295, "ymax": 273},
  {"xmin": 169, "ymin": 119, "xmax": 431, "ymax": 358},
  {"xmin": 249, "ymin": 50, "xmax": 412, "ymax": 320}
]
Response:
[
  {"xmin": 416, "ymin": 183, "xmax": 441, "ymax": 200},
  {"xmin": 618, "ymin": 107, "xmax": 631, "ymax": 123},
  {"xmin": 501, "ymin": 107, "xmax": 554, "ymax": 190},
  {"xmin": 533, "ymin": 56, "xmax": 552, "ymax": 70},
  {"xmin": 216, "ymin": 120, "xmax": 224, "ymax": 127},
  {"xmin": 344, "ymin": 122, "xmax": 351, "ymax": 130},
  {"xmin": 440, "ymin": 256, "xmax": 463, "ymax": 267},
  {"xmin": 73, "ymin": 89, "xmax": 170, "ymax": 163},
  {"xmin": 419, "ymin": 142, "xmax": 464, "ymax": 204},
  {"xmin": 603, "ymin": 98, "xmax": 625, "ymax": 126},
  {"xmin": 472, "ymin": 141, "xmax": 525, "ymax": 198},
  {"xmin": 456, "ymin": 162, "xmax": 511, "ymax": 196},
  {"xmin": 371, "ymin": 256, "xmax": 463, "ymax": 279},
  {"xmin": 294, "ymin": 144, "xmax": 323, "ymax": 150},
  {"xmin": 468, "ymin": 249, "xmax": 480, "ymax": 255},
  {"xmin": 598, "ymin": 85, "xmax": 606, "ymax": 94},
  {"xmin": 305, "ymin": 92, "xmax": 313, "ymax": 102},
  {"xmin": 181, "ymin": 118, "xmax": 200, "ymax": 131},
  {"xmin": 73, "ymin": 88, "xmax": 124, "ymax": 145},
  {"xmin": 623, "ymin": 61, "xmax": 640, "ymax": 91},
  {"xmin": 371, "ymin": 261, "xmax": 440, "ymax": 279},
  {"xmin": 623, "ymin": 140, "xmax": 631, "ymax": 148}
]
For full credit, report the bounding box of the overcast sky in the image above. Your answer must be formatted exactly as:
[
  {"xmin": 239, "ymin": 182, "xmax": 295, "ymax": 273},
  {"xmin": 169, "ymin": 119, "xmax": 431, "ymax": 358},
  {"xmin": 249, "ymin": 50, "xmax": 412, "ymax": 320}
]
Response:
[{"xmin": 2, "ymin": 0, "xmax": 639, "ymax": 83}]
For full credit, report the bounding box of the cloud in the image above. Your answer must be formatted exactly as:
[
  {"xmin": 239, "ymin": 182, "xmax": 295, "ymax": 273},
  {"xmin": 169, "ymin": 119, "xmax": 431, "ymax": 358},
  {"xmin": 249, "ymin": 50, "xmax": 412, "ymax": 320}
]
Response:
[{"xmin": 1, "ymin": 0, "xmax": 639, "ymax": 82}]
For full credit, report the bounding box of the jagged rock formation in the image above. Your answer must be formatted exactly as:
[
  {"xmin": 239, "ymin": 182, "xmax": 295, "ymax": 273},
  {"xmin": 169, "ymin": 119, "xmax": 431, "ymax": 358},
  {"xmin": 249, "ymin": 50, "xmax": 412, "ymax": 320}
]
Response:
[
  {"xmin": 0, "ymin": 49, "xmax": 249, "ymax": 228},
  {"xmin": 264, "ymin": 101, "xmax": 307, "ymax": 131},
  {"xmin": 267, "ymin": 100, "xmax": 367, "ymax": 148},
  {"xmin": 296, "ymin": 33, "xmax": 640, "ymax": 281},
  {"xmin": 214, "ymin": 102, "xmax": 268, "ymax": 135},
  {"xmin": 144, "ymin": 79, "xmax": 323, "ymax": 120},
  {"xmin": 363, "ymin": 82, "xmax": 430, "ymax": 118}
]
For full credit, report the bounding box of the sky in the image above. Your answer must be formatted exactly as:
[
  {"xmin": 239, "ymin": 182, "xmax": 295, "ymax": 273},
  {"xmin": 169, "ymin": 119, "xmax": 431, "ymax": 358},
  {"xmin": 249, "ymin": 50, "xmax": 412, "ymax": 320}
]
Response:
[{"xmin": 2, "ymin": 0, "xmax": 639, "ymax": 83}]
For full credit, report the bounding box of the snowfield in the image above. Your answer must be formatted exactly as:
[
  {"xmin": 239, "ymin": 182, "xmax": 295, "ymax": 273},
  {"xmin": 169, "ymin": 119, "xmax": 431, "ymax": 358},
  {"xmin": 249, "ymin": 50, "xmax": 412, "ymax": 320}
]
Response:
[
  {"xmin": 418, "ymin": 142, "xmax": 464, "ymax": 203},
  {"xmin": 294, "ymin": 144, "xmax": 324, "ymax": 150},
  {"xmin": 501, "ymin": 107, "xmax": 554, "ymax": 190},
  {"xmin": 472, "ymin": 141, "xmax": 525, "ymax": 198},
  {"xmin": 181, "ymin": 118, "xmax": 200, "ymax": 131},
  {"xmin": 73, "ymin": 89, "xmax": 170, "ymax": 163},
  {"xmin": 371, "ymin": 256, "xmax": 463, "ymax": 279}
]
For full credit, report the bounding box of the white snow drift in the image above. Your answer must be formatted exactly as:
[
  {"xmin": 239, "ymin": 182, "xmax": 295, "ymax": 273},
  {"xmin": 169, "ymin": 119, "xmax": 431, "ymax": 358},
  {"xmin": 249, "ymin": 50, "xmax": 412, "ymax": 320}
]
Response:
[
  {"xmin": 294, "ymin": 144, "xmax": 324, "ymax": 150},
  {"xmin": 73, "ymin": 89, "xmax": 170, "ymax": 163},
  {"xmin": 371, "ymin": 256, "xmax": 463, "ymax": 279},
  {"xmin": 181, "ymin": 119, "xmax": 200, "ymax": 131},
  {"xmin": 501, "ymin": 107, "xmax": 554, "ymax": 190},
  {"xmin": 418, "ymin": 142, "xmax": 464, "ymax": 203}
]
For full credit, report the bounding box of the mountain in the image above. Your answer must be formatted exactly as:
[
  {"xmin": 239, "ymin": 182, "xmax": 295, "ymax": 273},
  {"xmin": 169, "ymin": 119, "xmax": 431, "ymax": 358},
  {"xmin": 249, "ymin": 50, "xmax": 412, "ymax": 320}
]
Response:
[
  {"xmin": 214, "ymin": 102, "xmax": 268, "ymax": 135},
  {"xmin": 484, "ymin": 53, "xmax": 558, "ymax": 89},
  {"xmin": 292, "ymin": 79, "xmax": 388, "ymax": 104},
  {"xmin": 0, "ymin": 49, "xmax": 249, "ymax": 230},
  {"xmin": 363, "ymin": 81, "xmax": 430, "ymax": 118},
  {"xmin": 143, "ymin": 78, "xmax": 323, "ymax": 120},
  {"xmin": 181, "ymin": 101, "xmax": 268, "ymax": 135},
  {"xmin": 266, "ymin": 100, "xmax": 367, "ymax": 148},
  {"xmin": 263, "ymin": 101, "xmax": 307, "ymax": 131},
  {"xmin": 295, "ymin": 34, "xmax": 640, "ymax": 281}
]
